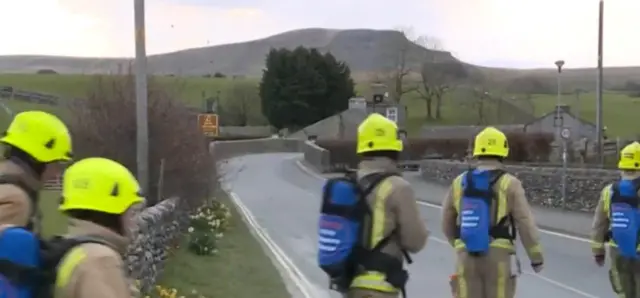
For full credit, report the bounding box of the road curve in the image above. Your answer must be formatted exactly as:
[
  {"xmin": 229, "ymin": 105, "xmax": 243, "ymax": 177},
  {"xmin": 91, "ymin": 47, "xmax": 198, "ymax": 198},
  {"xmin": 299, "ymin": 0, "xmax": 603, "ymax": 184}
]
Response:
[{"xmin": 222, "ymin": 153, "xmax": 610, "ymax": 298}]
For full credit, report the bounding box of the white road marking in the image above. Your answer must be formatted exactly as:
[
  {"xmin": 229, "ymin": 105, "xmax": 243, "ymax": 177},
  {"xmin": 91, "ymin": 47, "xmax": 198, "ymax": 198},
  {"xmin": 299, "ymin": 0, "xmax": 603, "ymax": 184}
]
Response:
[
  {"xmin": 229, "ymin": 191, "xmax": 319, "ymax": 298},
  {"xmin": 294, "ymin": 158, "xmax": 601, "ymax": 298}
]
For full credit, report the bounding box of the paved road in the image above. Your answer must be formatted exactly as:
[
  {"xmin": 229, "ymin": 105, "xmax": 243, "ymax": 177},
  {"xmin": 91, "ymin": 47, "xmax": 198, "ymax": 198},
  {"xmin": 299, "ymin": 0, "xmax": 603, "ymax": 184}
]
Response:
[{"xmin": 223, "ymin": 153, "xmax": 611, "ymax": 298}]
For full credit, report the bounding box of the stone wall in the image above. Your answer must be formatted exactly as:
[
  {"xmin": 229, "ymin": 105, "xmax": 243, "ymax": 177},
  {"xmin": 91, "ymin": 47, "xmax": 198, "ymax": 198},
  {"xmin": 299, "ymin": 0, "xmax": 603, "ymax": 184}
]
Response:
[
  {"xmin": 302, "ymin": 141, "xmax": 331, "ymax": 172},
  {"xmin": 126, "ymin": 198, "xmax": 188, "ymax": 293},
  {"xmin": 420, "ymin": 160, "xmax": 619, "ymax": 212},
  {"xmin": 210, "ymin": 138, "xmax": 304, "ymax": 160}
]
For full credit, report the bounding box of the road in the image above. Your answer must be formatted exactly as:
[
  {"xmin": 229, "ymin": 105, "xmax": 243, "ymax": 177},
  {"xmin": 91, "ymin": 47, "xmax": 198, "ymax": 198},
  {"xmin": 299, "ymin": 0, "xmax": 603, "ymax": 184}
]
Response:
[{"xmin": 222, "ymin": 153, "xmax": 611, "ymax": 298}]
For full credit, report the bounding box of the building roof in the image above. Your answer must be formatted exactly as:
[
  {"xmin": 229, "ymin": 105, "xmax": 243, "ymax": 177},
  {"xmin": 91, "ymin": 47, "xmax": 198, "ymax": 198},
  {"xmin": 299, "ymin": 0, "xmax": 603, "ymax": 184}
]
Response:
[
  {"xmin": 524, "ymin": 107, "xmax": 596, "ymax": 129},
  {"xmin": 421, "ymin": 124, "xmax": 525, "ymax": 139}
]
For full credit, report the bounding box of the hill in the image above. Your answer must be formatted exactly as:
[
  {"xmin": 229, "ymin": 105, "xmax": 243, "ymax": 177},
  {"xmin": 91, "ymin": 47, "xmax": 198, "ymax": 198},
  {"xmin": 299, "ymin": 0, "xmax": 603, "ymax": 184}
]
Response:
[
  {"xmin": 0, "ymin": 28, "xmax": 458, "ymax": 77},
  {"xmin": 1, "ymin": 27, "xmax": 639, "ymax": 90}
]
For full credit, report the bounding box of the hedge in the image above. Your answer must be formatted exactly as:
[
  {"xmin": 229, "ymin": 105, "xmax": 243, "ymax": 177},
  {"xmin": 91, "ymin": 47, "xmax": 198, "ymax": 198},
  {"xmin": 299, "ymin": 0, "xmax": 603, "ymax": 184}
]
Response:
[{"xmin": 316, "ymin": 132, "xmax": 553, "ymax": 168}]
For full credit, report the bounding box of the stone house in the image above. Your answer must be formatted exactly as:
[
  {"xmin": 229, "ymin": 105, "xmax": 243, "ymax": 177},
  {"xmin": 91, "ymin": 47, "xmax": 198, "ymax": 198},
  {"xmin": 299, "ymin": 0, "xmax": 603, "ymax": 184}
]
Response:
[{"xmin": 523, "ymin": 105, "xmax": 598, "ymax": 142}]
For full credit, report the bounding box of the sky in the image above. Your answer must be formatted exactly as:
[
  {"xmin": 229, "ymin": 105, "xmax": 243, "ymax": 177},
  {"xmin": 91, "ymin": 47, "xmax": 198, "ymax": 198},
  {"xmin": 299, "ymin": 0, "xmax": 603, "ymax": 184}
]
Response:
[{"xmin": 0, "ymin": 0, "xmax": 639, "ymax": 69}]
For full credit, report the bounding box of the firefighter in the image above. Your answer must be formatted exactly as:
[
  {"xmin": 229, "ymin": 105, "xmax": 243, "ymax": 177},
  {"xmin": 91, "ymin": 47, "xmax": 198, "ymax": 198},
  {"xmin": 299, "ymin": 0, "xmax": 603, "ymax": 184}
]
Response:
[
  {"xmin": 591, "ymin": 141, "xmax": 640, "ymax": 298},
  {"xmin": 0, "ymin": 111, "xmax": 72, "ymax": 230},
  {"xmin": 347, "ymin": 113, "xmax": 429, "ymax": 298},
  {"xmin": 441, "ymin": 126, "xmax": 544, "ymax": 298},
  {"xmin": 55, "ymin": 157, "xmax": 144, "ymax": 298}
]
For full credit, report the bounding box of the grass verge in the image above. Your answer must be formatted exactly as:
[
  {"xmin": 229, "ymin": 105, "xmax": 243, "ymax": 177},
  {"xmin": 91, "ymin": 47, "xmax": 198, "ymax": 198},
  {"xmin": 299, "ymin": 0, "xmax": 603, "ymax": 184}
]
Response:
[{"xmin": 158, "ymin": 190, "xmax": 289, "ymax": 298}]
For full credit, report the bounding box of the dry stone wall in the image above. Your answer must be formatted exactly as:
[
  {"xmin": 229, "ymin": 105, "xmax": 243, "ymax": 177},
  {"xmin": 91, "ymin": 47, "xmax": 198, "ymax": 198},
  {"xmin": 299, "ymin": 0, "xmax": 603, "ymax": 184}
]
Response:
[{"xmin": 420, "ymin": 160, "xmax": 619, "ymax": 212}]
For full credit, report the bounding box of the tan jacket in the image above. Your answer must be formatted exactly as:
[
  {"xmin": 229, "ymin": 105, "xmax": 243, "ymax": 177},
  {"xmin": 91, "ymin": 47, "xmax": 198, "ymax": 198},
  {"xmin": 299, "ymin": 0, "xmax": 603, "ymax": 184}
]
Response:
[
  {"xmin": 357, "ymin": 157, "xmax": 429, "ymax": 260},
  {"xmin": 0, "ymin": 160, "xmax": 41, "ymax": 228},
  {"xmin": 590, "ymin": 172, "xmax": 640, "ymax": 256},
  {"xmin": 55, "ymin": 219, "xmax": 131, "ymax": 298},
  {"xmin": 441, "ymin": 160, "xmax": 544, "ymax": 264}
]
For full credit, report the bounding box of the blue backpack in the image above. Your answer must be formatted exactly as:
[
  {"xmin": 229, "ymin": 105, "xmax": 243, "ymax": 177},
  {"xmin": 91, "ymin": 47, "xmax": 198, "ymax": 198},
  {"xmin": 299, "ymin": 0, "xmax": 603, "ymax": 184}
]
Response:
[
  {"xmin": 317, "ymin": 171, "xmax": 411, "ymax": 293},
  {"xmin": 459, "ymin": 169, "xmax": 514, "ymax": 255},
  {"xmin": 609, "ymin": 178, "xmax": 640, "ymax": 259},
  {"xmin": 0, "ymin": 176, "xmax": 111, "ymax": 298}
]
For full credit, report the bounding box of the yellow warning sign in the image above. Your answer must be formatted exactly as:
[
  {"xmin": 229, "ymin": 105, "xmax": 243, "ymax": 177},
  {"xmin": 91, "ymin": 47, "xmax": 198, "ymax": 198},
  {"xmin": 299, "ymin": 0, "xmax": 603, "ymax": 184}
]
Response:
[{"xmin": 198, "ymin": 113, "xmax": 219, "ymax": 136}]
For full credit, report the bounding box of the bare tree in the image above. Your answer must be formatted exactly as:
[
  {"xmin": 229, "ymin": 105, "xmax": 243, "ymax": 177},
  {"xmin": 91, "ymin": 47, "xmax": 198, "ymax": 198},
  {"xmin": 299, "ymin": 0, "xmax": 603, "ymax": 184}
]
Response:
[
  {"xmin": 224, "ymin": 81, "xmax": 261, "ymax": 126},
  {"xmin": 414, "ymin": 36, "xmax": 468, "ymax": 120},
  {"xmin": 374, "ymin": 27, "xmax": 418, "ymax": 102},
  {"xmin": 470, "ymin": 87, "xmax": 490, "ymax": 124}
]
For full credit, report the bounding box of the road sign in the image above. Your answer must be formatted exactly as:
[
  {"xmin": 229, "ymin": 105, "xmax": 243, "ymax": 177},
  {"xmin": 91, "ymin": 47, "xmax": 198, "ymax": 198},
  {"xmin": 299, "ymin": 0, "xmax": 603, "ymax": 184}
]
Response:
[
  {"xmin": 561, "ymin": 128, "xmax": 571, "ymax": 140},
  {"xmin": 198, "ymin": 113, "xmax": 219, "ymax": 137}
]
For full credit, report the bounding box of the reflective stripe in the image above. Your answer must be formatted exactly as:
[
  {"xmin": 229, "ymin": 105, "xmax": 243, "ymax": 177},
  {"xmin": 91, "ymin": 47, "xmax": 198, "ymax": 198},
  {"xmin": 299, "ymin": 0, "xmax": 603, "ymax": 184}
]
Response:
[
  {"xmin": 452, "ymin": 174, "xmax": 463, "ymax": 212},
  {"xmin": 497, "ymin": 261, "xmax": 506, "ymax": 298},
  {"xmin": 350, "ymin": 271, "xmax": 397, "ymax": 292},
  {"xmin": 56, "ymin": 247, "xmax": 87, "ymax": 289},
  {"xmin": 603, "ymin": 185, "xmax": 612, "ymax": 214},
  {"xmin": 351, "ymin": 178, "xmax": 397, "ymax": 292},
  {"xmin": 453, "ymin": 174, "xmax": 512, "ymax": 251},
  {"xmin": 456, "ymin": 262, "xmax": 468, "ymax": 298}
]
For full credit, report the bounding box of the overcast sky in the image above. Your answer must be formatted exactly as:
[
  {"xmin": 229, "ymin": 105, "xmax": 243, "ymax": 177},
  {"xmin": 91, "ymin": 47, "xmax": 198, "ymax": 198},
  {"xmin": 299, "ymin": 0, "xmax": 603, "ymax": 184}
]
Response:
[{"xmin": 1, "ymin": 0, "xmax": 638, "ymax": 68}]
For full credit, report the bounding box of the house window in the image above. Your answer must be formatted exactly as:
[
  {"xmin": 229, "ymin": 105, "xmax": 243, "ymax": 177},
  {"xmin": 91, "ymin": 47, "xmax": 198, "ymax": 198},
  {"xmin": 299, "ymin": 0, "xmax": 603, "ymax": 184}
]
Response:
[{"xmin": 386, "ymin": 107, "xmax": 398, "ymax": 123}]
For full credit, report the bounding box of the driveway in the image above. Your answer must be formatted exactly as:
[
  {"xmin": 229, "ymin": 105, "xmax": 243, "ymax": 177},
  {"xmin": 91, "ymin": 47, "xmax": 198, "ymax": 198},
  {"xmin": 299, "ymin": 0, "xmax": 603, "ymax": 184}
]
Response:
[{"xmin": 223, "ymin": 153, "xmax": 609, "ymax": 298}]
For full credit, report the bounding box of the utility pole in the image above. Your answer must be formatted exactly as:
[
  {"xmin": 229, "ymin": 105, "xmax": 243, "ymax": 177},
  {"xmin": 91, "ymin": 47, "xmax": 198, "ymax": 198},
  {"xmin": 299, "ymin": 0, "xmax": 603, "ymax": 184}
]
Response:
[
  {"xmin": 134, "ymin": 0, "xmax": 149, "ymax": 193},
  {"xmin": 596, "ymin": 0, "xmax": 605, "ymax": 165}
]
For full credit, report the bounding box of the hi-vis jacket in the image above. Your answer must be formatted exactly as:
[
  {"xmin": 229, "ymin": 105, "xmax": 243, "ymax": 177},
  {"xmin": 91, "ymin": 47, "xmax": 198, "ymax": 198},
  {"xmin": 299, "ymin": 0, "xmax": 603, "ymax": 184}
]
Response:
[
  {"xmin": 441, "ymin": 161, "xmax": 544, "ymax": 263},
  {"xmin": 55, "ymin": 219, "xmax": 132, "ymax": 298},
  {"xmin": 0, "ymin": 159, "xmax": 42, "ymax": 230},
  {"xmin": 350, "ymin": 157, "xmax": 429, "ymax": 293},
  {"xmin": 590, "ymin": 173, "xmax": 640, "ymax": 256}
]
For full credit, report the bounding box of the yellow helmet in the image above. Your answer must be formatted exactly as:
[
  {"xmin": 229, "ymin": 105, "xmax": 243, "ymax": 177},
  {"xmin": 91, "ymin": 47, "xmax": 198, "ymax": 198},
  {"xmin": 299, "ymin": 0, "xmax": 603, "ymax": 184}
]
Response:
[
  {"xmin": 60, "ymin": 157, "xmax": 144, "ymax": 214},
  {"xmin": 1, "ymin": 111, "xmax": 72, "ymax": 163},
  {"xmin": 356, "ymin": 113, "xmax": 403, "ymax": 154},
  {"xmin": 618, "ymin": 142, "xmax": 640, "ymax": 170},
  {"xmin": 473, "ymin": 126, "xmax": 509, "ymax": 158}
]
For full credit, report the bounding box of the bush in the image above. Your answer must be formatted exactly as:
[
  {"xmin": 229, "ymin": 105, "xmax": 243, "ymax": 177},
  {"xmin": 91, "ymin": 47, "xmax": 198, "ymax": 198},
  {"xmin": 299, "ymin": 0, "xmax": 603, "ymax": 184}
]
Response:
[
  {"xmin": 36, "ymin": 69, "xmax": 58, "ymax": 74},
  {"xmin": 66, "ymin": 74, "xmax": 215, "ymax": 206},
  {"xmin": 316, "ymin": 132, "xmax": 553, "ymax": 168},
  {"xmin": 187, "ymin": 201, "xmax": 231, "ymax": 256}
]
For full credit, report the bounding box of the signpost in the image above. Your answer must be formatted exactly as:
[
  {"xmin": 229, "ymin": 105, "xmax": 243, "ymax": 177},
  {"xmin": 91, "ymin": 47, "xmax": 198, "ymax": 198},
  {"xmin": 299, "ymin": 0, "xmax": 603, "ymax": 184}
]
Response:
[{"xmin": 198, "ymin": 113, "xmax": 219, "ymax": 137}]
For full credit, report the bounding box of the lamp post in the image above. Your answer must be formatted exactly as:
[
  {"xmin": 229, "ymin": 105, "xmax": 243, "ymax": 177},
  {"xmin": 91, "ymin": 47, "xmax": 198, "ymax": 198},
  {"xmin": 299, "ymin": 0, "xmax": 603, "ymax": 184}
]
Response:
[
  {"xmin": 596, "ymin": 0, "xmax": 605, "ymax": 165},
  {"xmin": 555, "ymin": 59, "xmax": 568, "ymax": 209},
  {"xmin": 134, "ymin": 0, "xmax": 149, "ymax": 194}
]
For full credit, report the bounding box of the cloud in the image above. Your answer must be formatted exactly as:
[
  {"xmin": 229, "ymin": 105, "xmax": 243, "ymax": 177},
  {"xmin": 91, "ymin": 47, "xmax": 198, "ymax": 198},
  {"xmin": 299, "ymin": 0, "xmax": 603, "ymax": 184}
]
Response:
[{"xmin": 1, "ymin": 0, "xmax": 639, "ymax": 68}]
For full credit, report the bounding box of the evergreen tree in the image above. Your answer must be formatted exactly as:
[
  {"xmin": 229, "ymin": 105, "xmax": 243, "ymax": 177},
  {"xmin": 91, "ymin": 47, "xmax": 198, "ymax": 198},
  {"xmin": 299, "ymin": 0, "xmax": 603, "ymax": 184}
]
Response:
[{"xmin": 259, "ymin": 46, "xmax": 355, "ymax": 130}]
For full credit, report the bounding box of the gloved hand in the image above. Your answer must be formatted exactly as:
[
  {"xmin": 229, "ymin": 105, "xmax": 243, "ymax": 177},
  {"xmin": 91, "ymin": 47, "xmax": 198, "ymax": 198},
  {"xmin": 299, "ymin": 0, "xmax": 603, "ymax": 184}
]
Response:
[
  {"xmin": 531, "ymin": 262, "xmax": 543, "ymax": 273},
  {"xmin": 594, "ymin": 254, "xmax": 605, "ymax": 267}
]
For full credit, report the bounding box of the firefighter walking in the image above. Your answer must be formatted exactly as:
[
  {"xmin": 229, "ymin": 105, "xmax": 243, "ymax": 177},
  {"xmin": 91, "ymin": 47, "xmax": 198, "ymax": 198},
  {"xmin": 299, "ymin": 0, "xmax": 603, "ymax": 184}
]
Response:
[
  {"xmin": 441, "ymin": 126, "xmax": 544, "ymax": 298},
  {"xmin": 591, "ymin": 141, "xmax": 640, "ymax": 298},
  {"xmin": 346, "ymin": 113, "xmax": 429, "ymax": 298}
]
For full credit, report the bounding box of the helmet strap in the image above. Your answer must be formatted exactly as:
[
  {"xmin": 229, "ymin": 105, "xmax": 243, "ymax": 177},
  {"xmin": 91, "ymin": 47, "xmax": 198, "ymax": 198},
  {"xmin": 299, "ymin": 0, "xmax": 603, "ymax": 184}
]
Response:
[{"xmin": 4, "ymin": 146, "xmax": 46, "ymax": 178}]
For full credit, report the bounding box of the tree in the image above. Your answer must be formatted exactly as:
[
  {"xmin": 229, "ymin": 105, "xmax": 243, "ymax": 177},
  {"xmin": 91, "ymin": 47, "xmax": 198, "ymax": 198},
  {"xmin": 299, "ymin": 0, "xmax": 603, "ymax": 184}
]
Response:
[
  {"xmin": 374, "ymin": 27, "xmax": 418, "ymax": 102},
  {"xmin": 414, "ymin": 36, "xmax": 468, "ymax": 120},
  {"xmin": 259, "ymin": 47, "xmax": 355, "ymax": 130},
  {"xmin": 222, "ymin": 81, "xmax": 267, "ymax": 126}
]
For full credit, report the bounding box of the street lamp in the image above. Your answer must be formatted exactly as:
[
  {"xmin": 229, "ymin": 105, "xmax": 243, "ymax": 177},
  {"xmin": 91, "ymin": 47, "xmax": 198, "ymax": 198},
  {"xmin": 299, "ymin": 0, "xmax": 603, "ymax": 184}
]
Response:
[
  {"xmin": 134, "ymin": 0, "xmax": 149, "ymax": 193},
  {"xmin": 596, "ymin": 0, "xmax": 605, "ymax": 164},
  {"xmin": 555, "ymin": 59, "xmax": 568, "ymax": 209}
]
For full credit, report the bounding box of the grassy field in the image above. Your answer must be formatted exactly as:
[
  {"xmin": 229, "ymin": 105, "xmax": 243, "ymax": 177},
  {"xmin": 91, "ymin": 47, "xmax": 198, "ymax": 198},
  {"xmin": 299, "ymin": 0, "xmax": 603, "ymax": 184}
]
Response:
[
  {"xmin": 39, "ymin": 190, "xmax": 66, "ymax": 237},
  {"xmin": 159, "ymin": 192, "xmax": 289, "ymax": 297},
  {"xmin": 1, "ymin": 73, "xmax": 639, "ymax": 137}
]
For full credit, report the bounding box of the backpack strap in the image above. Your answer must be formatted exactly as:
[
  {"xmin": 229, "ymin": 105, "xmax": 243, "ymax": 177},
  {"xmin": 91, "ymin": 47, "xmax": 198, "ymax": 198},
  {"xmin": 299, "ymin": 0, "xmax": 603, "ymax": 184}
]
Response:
[
  {"xmin": 0, "ymin": 175, "xmax": 39, "ymax": 231},
  {"xmin": 32, "ymin": 235, "xmax": 116, "ymax": 297},
  {"xmin": 358, "ymin": 172, "xmax": 413, "ymax": 264}
]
